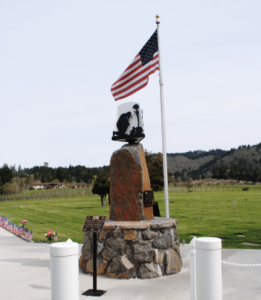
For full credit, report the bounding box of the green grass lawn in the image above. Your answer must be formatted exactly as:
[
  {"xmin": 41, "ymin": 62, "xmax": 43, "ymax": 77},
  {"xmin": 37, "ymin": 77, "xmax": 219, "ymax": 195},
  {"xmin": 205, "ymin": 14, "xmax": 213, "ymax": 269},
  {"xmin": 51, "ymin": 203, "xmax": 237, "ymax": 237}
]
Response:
[{"xmin": 0, "ymin": 186, "xmax": 260, "ymax": 249}]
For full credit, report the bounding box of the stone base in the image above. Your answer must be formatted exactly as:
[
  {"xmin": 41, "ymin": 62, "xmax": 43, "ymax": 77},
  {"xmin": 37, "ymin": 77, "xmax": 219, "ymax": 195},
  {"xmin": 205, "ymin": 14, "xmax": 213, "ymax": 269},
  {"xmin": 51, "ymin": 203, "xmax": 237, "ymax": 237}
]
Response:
[{"xmin": 80, "ymin": 217, "xmax": 182, "ymax": 279}]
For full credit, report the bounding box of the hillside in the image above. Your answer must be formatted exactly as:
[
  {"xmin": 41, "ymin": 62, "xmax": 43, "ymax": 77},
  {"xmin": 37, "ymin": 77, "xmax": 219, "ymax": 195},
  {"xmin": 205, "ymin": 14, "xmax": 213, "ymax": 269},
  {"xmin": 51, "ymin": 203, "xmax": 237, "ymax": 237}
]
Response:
[
  {"xmin": 167, "ymin": 143, "xmax": 261, "ymax": 182},
  {"xmin": 167, "ymin": 154, "xmax": 215, "ymax": 173},
  {"xmin": 167, "ymin": 149, "xmax": 227, "ymax": 173}
]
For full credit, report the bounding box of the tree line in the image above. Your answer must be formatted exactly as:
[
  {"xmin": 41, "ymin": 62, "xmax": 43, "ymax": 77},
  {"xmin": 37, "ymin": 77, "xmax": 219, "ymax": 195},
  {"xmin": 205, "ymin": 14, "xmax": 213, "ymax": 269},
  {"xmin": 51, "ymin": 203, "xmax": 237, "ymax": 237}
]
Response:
[
  {"xmin": 0, "ymin": 163, "xmax": 109, "ymax": 195},
  {"xmin": 212, "ymin": 162, "xmax": 261, "ymax": 182},
  {"xmin": 0, "ymin": 151, "xmax": 165, "ymax": 196}
]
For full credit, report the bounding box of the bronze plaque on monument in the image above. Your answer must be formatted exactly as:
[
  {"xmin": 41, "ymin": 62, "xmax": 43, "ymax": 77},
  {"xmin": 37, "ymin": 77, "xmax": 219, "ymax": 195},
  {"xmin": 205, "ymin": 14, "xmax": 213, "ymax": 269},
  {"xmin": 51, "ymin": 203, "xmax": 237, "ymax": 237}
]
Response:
[
  {"xmin": 144, "ymin": 190, "xmax": 155, "ymax": 206},
  {"xmin": 82, "ymin": 216, "xmax": 106, "ymax": 233}
]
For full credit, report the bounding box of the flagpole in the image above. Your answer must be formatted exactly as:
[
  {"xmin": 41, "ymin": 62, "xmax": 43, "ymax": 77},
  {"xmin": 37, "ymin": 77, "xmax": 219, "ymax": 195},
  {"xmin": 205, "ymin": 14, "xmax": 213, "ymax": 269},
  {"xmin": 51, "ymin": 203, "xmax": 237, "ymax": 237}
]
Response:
[{"xmin": 156, "ymin": 15, "xmax": 169, "ymax": 218}]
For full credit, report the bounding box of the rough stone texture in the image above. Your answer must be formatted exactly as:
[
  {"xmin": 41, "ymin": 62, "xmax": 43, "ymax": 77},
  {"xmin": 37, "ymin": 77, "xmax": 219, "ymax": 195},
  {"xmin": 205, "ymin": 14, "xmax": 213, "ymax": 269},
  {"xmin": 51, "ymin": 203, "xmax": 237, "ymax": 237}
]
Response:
[
  {"xmin": 86, "ymin": 258, "xmax": 108, "ymax": 275},
  {"xmin": 173, "ymin": 228, "xmax": 178, "ymax": 241},
  {"xmin": 133, "ymin": 245, "xmax": 154, "ymax": 263},
  {"xmin": 79, "ymin": 255, "xmax": 87, "ymax": 271},
  {"xmin": 106, "ymin": 256, "xmax": 135, "ymax": 279},
  {"xmin": 152, "ymin": 233, "xmax": 173, "ymax": 249},
  {"xmin": 152, "ymin": 217, "xmax": 177, "ymax": 227},
  {"xmin": 102, "ymin": 223, "xmax": 116, "ymax": 230},
  {"xmin": 82, "ymin": 239, "xmax": 92, "ymax": 260},
  {"xmin": 80, "ymin": 217, "xmax": 181, "ymax": 279},
  {"xmin": 165, "ymin": 248, "xmax": 181, "ymax": 275},
  {"xmin": 97, "ymin": 242, "xmax": 104, "ymax": 255},
  {"xmin": 132, "ymin": 240, "xmax": 152, "ymax": 246},
  {"xmin": 112, "ymin": 228, "xmax": 121, "ymax": 238},
  {"xmin": 124, "ymin": 230, "xmax": 137, "ymax": 240},
  {"xmin": 125, "ymin": 244, "xmax": 133, "ymax": 261},
  {"xmin": 173, "ymin": 240, "xmax": 180, "ymax": 253},
  {"xmin": 105, "ymin": 237, "xmax": 125, "ymax": 255},
  {"xmin": 153, "ymin": 249, "xmax": 165, "ymax": 264},
  {"xmin": 102, "ymin": 247, "xmax": 117, "ymax": 261},
  {"xmin": 110, "ymin": 143, "xmax": 153, "ymax": 221},
  {"xmin": 99, "ymin": 230, "xmax": 110, "ymax": 240},
  {"xmin": 138, "ymin": 262, "xmax": 162, "ymax": 279},
  {"xmin": 103, "ymin": 221, "xmax": 150, "ymax": 230},
  {"xmin": 142, "ymin": 229, "xmax": 159, "ymax": 240}
]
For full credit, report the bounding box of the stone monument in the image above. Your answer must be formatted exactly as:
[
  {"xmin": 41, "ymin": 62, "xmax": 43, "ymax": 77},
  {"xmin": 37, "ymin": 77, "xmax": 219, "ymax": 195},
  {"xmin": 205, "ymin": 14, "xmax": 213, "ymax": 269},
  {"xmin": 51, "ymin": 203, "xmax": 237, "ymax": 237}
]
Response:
[{"xmin": 80, "ymin": 102, "xmax": 182, "ymax": 279}]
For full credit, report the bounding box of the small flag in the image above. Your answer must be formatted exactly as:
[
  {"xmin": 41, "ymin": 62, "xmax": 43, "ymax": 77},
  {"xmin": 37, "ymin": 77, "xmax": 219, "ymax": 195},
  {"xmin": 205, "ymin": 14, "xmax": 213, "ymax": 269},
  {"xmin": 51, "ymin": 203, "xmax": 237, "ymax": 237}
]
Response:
[
  {"xmin": 11, "ymin": 224, "xmax": 16, "ymax": 234},
  {"xmin": 25, "ymin": 229, "xmax": 30, "ymax": 239},
  {"xmin": 29, "ymin": 231, "xmax": 33, "ymax": 241},
  {"xmin": 111, "ymin": 30, "xmax": 159, "ymax": 101},
  {"xmin": 16, "ymin": 225, "xmax": 23, "ymax": 237},
  {"xmin": 54, "ymin": 232, "xmax": 58, "ymax": 242},
  {"xmin": 3, "ymin": 218, "xmax": 8, "ymax": 228},
  {"xmin": 6, "ymin": 221, "xmax": 12, "ymax": 231}
]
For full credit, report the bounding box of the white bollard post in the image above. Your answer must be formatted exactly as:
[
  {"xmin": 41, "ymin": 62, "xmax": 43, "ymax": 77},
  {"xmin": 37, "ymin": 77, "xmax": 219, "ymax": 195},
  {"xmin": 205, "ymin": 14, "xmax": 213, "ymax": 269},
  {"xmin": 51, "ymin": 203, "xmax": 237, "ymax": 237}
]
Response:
[
  {"xmin": 50, "ymin": 240, "xmax": 79, "ymax": 300},
  {"xmin": 190, "ymin": 237, "xmax": 197, "ymax": 300},
  {"xmin": 195, "ymin": 237, "xmax": 222, "ymax": 300}
]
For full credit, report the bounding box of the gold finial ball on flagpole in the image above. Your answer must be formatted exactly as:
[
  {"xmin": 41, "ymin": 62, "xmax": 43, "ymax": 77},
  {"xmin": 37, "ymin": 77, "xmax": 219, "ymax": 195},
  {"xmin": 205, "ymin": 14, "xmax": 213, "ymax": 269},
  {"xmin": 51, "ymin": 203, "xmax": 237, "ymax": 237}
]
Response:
[{"xmin": 156, "ymin": 15, "xmax": 160, "ymax": 19}]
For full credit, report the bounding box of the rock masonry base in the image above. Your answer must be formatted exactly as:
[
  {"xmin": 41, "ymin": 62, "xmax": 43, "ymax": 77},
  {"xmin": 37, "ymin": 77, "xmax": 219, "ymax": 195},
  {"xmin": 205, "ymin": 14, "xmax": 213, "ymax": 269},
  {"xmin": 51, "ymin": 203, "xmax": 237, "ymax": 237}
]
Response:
[{"xmin": 79, "ymin": 217, "xmax": 182, "ymax": 279}]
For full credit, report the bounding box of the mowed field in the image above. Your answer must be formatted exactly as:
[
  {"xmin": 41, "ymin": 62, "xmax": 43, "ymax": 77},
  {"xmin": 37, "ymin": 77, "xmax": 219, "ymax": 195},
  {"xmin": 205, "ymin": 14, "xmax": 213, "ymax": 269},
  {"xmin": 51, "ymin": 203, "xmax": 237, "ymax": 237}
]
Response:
[{"xmin": 0, "ymin": 186, "xmax": 260, "ymax": 249}]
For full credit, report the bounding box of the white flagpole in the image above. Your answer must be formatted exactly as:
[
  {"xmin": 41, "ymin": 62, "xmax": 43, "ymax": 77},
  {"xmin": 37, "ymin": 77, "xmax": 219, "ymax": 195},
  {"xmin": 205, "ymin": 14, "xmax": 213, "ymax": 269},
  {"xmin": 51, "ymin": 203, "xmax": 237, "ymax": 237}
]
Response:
[{"xmin": 156, "ymin": 15, "xmax": 169, "ymax": 218}]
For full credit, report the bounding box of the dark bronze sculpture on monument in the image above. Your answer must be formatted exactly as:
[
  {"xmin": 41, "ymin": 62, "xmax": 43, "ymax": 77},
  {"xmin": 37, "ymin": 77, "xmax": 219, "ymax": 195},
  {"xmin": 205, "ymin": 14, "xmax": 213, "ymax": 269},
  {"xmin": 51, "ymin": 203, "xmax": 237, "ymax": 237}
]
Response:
[{"xmin": 80, "ymin": 102, "xmax": 182, "ymax": 279}]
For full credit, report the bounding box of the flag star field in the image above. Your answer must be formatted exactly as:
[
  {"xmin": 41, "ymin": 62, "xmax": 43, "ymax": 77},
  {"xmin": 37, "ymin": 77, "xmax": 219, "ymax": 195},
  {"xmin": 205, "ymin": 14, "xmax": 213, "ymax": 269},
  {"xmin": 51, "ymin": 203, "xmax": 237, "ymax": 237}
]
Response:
[{"xmin": 111, "ymin": 30, "xmax": 159, "ymax": 101}]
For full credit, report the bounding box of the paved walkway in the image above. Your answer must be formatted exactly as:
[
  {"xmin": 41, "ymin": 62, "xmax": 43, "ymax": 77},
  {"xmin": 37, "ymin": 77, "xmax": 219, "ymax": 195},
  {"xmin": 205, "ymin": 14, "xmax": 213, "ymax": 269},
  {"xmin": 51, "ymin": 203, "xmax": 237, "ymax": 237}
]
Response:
[{"xmin": 0, "ymin": 227, "xmax": 261, "ymax": 300}]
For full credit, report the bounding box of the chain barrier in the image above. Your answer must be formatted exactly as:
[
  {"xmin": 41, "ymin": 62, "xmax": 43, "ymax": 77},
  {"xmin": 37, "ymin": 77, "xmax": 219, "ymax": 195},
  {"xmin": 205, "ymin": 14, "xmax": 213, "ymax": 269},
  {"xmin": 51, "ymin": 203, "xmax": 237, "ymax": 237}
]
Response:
[{"xmin": 222, "ymin": 261, "xmax": 261, "ymax": 267}]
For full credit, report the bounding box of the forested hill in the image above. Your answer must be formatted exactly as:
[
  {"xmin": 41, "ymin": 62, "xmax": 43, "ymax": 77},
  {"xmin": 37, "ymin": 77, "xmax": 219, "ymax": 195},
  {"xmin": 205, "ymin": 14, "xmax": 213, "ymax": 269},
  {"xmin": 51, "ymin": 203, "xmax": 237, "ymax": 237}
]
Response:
[
  {"xmin": 1, "ymin": 142, "xmax": 261, "ymax": 187},
  {"xmin": 167, "ymin": 143, "xmax": 261, "ymax": 182},
  {"xmin": 0, "ymin": 164, "xmax": 110, "ymax": 184}
]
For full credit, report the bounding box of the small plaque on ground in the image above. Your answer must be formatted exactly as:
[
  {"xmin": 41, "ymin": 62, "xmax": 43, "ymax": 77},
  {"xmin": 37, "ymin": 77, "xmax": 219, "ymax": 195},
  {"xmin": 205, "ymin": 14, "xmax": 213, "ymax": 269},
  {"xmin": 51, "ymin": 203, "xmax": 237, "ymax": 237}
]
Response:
[
  {"xmin": 144, "ymin": 190, "xmax": 154, "ymax": 206},
  {"xmin": 82, "ymin": 216, "xmax": 106, "ymax": 233}
]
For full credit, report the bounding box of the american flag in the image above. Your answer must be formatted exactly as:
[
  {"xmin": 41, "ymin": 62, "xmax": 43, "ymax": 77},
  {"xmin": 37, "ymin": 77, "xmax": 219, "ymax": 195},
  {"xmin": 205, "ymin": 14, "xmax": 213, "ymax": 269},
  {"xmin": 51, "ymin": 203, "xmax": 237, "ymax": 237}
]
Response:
[
  {"xmin": 28, "ymin": 231, "xmax": 33, "ymax": 241},
  {"xmin": 3, "ymin": 218, "xmax": 8, "ymax": 228},
  {"xmin": 16, "ymin": 225, "xmax": 23, "ymax": 237},
  {"xmin": 111, "ymin": 30, "xmax": 159, "ymax": 101},
  {"xmin": 25, "ymin": 229, "xmax": 30, "ymax": 239},
  {"xmin": 11, "ymin": 224, "xmax": 16, "ymax": 234},
  {"xmin": 54, "ymin": 232, "xmax": 58, "ymax": 242},
  {"xmin": 6, "ymin": 221, "xmax": 12, "ymax": 231}
]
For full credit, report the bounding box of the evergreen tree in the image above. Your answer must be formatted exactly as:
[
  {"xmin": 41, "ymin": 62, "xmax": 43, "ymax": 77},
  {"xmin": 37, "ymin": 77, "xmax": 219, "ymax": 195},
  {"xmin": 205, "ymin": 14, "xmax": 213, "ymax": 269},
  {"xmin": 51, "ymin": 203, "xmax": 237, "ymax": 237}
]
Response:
[
  {"xmin": 145, "ymin": 151, "xmax": 164, "ymax": 192},
  {"xmin": 0, "ymin": 176, "xmax": 3, "ymax": 194},
  {"xmin": 0, "ymin": 164, "xmax": 14, "ymax": 194},
  {"xmin": 0, "ymin": 164, "xmax": 14, "ymax": 185},
  {"xmin": 92, "ymin": 169, "xmax": 110, "ymax": 207}
]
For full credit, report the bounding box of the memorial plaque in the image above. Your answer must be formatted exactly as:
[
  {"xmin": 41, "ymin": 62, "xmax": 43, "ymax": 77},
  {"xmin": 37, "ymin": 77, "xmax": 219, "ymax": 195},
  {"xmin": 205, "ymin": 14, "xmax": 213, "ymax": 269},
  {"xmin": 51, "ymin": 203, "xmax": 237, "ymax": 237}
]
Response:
[
  {"xmin": 144, "ymin": 190, "xmax": 154, "ymax": 206},
  {"xmin": 82, "ymin": 216, "xmax": 106, "ymax": 233}
]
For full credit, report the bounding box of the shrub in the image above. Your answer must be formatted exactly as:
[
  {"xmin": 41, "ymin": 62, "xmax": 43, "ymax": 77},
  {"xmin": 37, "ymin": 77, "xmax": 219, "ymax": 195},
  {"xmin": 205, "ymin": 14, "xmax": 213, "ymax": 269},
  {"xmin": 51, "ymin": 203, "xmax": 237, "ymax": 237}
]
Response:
[
  {"xmin": 29, "ymin": 187, "xmax": 35, "ymax": 190},
  {"xmin": 46, "ymin": 186, "xmax": 53, "ymax": 189},
  {"xmin": 242, "ymin": 187, "xmax": 249, "ymax": 191},
  {"xmin": 185, "ymin": 180, "xmax": 193, "ymax": 192}
]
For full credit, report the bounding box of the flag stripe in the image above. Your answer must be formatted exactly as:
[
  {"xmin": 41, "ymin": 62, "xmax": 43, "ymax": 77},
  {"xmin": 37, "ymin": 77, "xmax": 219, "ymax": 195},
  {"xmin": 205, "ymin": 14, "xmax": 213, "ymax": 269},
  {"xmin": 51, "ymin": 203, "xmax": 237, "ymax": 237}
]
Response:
[
  {"xmin": 113, "ymin": 63, "xmax": 159, "ymax": 98},
  {"xmin": 113, "ymin": 65, "xmax": 159, "ymax": 100},
  {"xmin": 111, "ymin": 30, "xmax": 159, "ymax": 101},
  {"xmin": 114, "ymin": 81, "xmax": 149, "ymax": 101},
  {"xmin": 112, "ymin": 52, "xmax": 159, "ymax": 89},
  {"xmin": 111, "ymin": 53, "xmax": 159, "ymax": 92}
]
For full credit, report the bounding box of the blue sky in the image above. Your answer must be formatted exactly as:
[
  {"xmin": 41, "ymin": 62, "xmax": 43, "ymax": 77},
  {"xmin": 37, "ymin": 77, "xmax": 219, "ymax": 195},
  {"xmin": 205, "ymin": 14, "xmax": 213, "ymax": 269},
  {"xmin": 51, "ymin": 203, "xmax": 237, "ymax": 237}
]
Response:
[{"xmin": 1, "ymin": 0, "xmax": 261, "ymax": 168}]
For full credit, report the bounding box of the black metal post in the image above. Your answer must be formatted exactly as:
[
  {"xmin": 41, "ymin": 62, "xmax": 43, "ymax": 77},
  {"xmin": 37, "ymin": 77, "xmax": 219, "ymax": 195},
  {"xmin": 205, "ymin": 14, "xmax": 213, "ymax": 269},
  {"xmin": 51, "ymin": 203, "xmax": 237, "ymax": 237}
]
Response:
[
  {"xmin": 93, "ymin": 232, "xmax": 97, "ymax": 293},
  {"xmin": 82, "ymin": 231, "xmax": 106, "ymax": 297}
]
